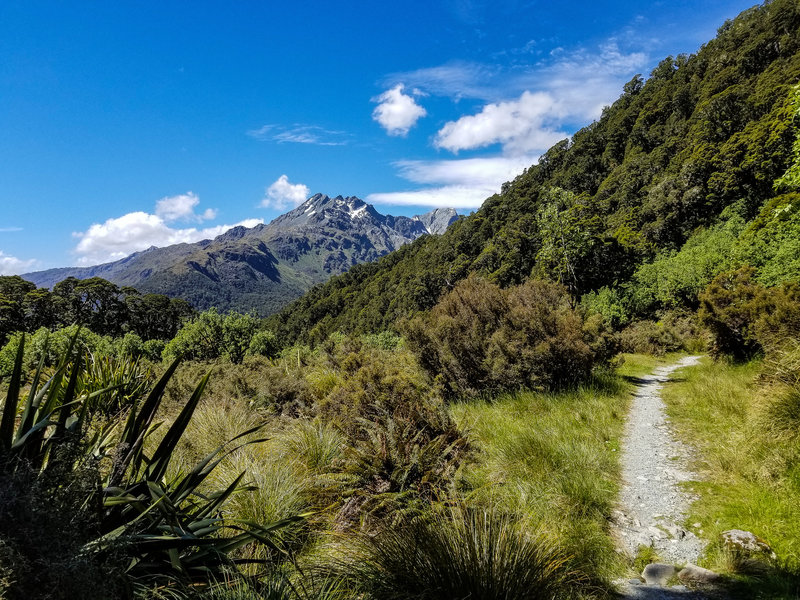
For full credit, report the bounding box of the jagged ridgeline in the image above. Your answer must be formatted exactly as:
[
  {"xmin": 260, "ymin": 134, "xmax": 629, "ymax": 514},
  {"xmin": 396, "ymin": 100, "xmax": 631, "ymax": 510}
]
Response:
[
  {"xmin": 267, "ymin": 0, "xmax": 800, "ymax": 345},
  {"xmin": 24, "ymin": 196, "xmax": 459, "ymax": 315}
]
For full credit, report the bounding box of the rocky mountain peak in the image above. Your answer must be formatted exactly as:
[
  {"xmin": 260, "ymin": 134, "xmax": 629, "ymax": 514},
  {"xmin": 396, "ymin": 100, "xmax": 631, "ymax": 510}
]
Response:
[{"xmin": 413, "ymin": 207, "xmax": 460, "ymax": 235}]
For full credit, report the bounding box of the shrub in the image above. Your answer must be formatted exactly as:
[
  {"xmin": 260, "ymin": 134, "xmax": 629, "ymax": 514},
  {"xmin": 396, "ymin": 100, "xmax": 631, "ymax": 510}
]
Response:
[
  {"xmin": 581, "ymin": 286, "xmax": 629, "ymax": 328},
  {"xmin": 117, "ymin": 331, "xmax": 144, "ymax": 358},
  {"xmin": 699, "ymin": 267, "xmax": 800, "ymax": 360},
  {"xmin": 619, "ymin": 320, "xmax": 685, "ymax": 355},
  {"xmin": 248, "ymin": 329, "xmax": 281, "ymax": 359},
  {"xmin": 402, "ymin": 278, "xmax": 602, "ymax": 398},
  {"xmin": 142, "ymin": 338, "xmax": 166, "ymax": 362}
]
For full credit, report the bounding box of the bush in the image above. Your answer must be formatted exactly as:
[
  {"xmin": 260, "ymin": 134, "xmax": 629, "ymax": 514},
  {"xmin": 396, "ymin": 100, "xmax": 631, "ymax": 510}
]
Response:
[
  {"xmin": 0, "ymin": 326, "xmax": 115, "ymax": 378},
  {"xmin": 117, "ymin": 331, "xmax": 144, "ymax": 358},
  {"xmin": 402, "ymin": 278, "xmax": 603, "ymax": 398},
  {"xmin": 618, "ymin": 312, "xmax": 704, "ymax": 355},
  {"xmin": 699, "ymin": 267, "xmax": 800, "ymax": 360},
  {"xmin": 310, "ymin": 344, "xmax": 469, "ymax": 527},
  {"xmin": 162, "ymin": 309, "xmax": 265, "ymax": 364},
  {"xmin": 248, "ymin": 329, "xmax": 281, "ymax": 359},
  {"xmin": 142, "ymin": 338, "xmax": 166, "ymax": 362}
]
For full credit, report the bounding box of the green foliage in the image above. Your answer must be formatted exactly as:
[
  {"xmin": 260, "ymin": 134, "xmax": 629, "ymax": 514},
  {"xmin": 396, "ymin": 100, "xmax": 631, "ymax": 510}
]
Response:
[
  {"xmin": 0, "ymin": 333, "xmax": 301, "ymax": 595},
  {"xmin": 248, "ymin": 329, "xmax": 281, "ymax": 359},
  {"xmin": 361, "ymin": 330, "xmax": 403, "ymax": 351},
  {"xmin": 163, "ymin": 309, "xmax": 276, "ymax": 365},
  {"xmin": 0, "ymin": 325, "xmax": 114, "ymax": 378},
  {"xmin": 628, "ymin": 214, "xmax": 744, "ymax": 313},
  {"xmin": 118, "ymin": 331, "xmax": 145, "ymax": 358},
  {"xmin": 337, "ymin": 504, "xmax": 575, "ymax": 600},
  {"xmin": 142, "ymin": 338, "xmax": 166, "ymax": 362},
  {"xmin": 733, "ymin": 193, "xmax": 800, "ymax": 286},
  {"xmin": 581, "ymin": 286, "xmax": 629, "ymax": 328},
  {"xmin": 775, "ymin": 83, "xmax": 800, "ymax": 191},
  {"xmin": 698, "ymin": 267, "xmax": 800, "ymax": 360},
  {"xmin": 403, "ymin": 278, "xmax": 605, "ymax": 398}
]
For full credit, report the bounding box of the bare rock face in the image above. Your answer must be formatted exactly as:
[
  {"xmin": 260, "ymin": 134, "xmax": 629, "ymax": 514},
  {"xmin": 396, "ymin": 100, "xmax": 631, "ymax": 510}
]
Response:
[
  {"xmin": 721, "ymin": 529, "xmax": 776, "ymax": 559},
  {"xmin": 677, "ymin": 564, "xmax": 721, "ymax": 584},
  {"xmin": 413, "ymin": 207, "xmax": 460, "ymax": 235},
  {"xmin": 642, "ymin": 563, "xmax": 677, "ymax": 585}
]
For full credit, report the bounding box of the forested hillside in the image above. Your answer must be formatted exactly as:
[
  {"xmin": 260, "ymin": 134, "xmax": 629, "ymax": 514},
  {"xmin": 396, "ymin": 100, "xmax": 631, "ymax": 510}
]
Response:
[{"xmin": 268, "ymin": 0, "xmax": 800, "ymax": 344}]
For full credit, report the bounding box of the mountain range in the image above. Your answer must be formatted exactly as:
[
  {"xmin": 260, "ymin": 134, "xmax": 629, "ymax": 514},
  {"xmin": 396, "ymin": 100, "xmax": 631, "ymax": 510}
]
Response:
[{"xmin": 24, "ymin": 195, "xmax": 459, "ymax": 315}]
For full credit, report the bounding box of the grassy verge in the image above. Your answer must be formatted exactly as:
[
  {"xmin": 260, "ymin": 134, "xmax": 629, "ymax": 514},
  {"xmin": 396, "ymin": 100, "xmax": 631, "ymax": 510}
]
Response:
[
  {"xmin": 662, "ymin": 357, "xmax": 800, "ymax": 598},
  {"xmin": 615, "ymin": 352, "xmax": 687, "ymax": 379},
  {"xmin": 450, "ymin": 371, "xmax": 632, "ymax": 596}
]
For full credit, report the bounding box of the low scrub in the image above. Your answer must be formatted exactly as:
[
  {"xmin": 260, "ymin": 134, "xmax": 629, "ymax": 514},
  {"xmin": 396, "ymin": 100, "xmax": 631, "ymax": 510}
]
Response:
[
  {"xmin": 698, "ymin": 266, "xmax": 800, "ymax": 361},
  {"xmin": 402, "ymin": 278, "xmax": 611, "ymax": 398}
]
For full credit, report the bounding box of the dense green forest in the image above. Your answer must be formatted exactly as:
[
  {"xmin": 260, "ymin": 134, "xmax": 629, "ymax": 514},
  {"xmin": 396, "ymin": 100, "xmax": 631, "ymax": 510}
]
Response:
[
  {"xmin": 2, "ymin": 1, "xmax": 800, "ymax": 599},
  {"xmin": 265, "ymin": 0, "xmax": 800, "ymax": 345}
]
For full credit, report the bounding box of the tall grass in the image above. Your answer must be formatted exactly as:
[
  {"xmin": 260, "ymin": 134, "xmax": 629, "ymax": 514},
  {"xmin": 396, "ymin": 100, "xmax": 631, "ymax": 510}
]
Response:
[
  {"xmin": 335, "ymin": 503, "xmax": 576, "ymax": 600},
  {"xmin": 450, "ymin": 374, "xmax": 631, "ymax": 590},
  {"xmin": 662, "ymin": 357, "xmax": 800, "ymax": 597}
]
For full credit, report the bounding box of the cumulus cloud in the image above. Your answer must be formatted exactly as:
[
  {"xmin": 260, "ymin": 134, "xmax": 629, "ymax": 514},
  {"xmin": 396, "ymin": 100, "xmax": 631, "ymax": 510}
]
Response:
[
  {"xmin": 72, "ymin": 194, "xmax": 262, "ymax": 266},
  {"xmin": 261, "ymin": 175, "xmax": 310, "ymax": 210},
  {"xmin": 369, "ymin": 37, "xmax": 648, "ymax": 207},
  {"xmin": 371, "ymin": 85, "xmax": 427, "ymax": 136},
  {"xmin": 434, "ymin": 91, "xmax": 568, "ymax": 154},
  {"xmin": 155, "ymin": 192, "xmax": 216, "ymax": 222},
  {"xmin": 367, "ymin": 156, "xmax": 536, "ymax": 209},
  {"xmin": 0, "ymin": 250, "xmax": 37, "ymax": 275}
]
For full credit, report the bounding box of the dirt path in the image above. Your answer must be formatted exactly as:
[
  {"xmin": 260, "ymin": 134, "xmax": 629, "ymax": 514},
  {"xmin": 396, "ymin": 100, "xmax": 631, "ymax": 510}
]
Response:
[{"xmin": 613, "ymin": 356, "xmax": 712, "ymax": 598}]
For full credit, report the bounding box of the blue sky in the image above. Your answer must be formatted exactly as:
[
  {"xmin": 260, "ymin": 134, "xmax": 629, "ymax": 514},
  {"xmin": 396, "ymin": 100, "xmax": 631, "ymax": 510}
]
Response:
[{"xmin": 0, "ymin": 0, "xmax": 757, "ymax": 273}]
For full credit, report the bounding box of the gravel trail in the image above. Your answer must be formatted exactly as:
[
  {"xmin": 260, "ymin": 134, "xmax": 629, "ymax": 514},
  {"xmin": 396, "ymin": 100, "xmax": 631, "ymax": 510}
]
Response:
[{"xmin": 613, "ymin": 355, "xmax": 704, "ymax": 564}]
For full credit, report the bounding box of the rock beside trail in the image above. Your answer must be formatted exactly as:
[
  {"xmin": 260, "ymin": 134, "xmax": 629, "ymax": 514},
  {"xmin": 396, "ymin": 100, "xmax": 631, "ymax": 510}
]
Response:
[
  {"xmin": 721, "ymin": 529, "xmax": 776, "ymax": 559},
  {"xmin": 643, "ymin": 563, "xmax": 677, "ymax": 585},
  {"xmin": 677, "ymin": 563, "xmax": 722, "ymax": 585}
]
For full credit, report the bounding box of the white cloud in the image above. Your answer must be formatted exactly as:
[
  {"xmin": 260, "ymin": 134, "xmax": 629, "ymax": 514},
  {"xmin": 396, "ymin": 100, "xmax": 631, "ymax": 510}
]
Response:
[
  {"xmin": 155, "ymin": 192, "xmax": 216, "ymax": 222},
  {"xmin": 368, "ymin": 185, "xmax": 496, "ymax": 209},
  {"xmin": 367, "ymin": 156, "xmax": 536, "ymax": 209},
  {"xmin": 370, "ymin": 37, "xmax": 648, "ymax": 207},
  {"xmin": 247, "ymin": 124, "xmax": 348, "ymax": 146},
  {"xmin": 0, "ymin": 250, "xmax": 37, "ymax": 275},
  {"xmin": 371, "ymin": 85, "xmax": 427, "ymax": 136},
  {"xmin": 72, "ymin": 194, "xmax": 262, "ymax": 266},
  {"xmin": 382, "ymin": 62, "xmax": 497, "ymax": 101},
  {"xmin": 387, "ymin": 40, "xmax": 647, "ymax": 109},
  {"xmin": 434, "ymin": 91, "xmax": 568, "ymax": 154},
  {"xmin": 261, "ymin": 175, "xmax": 310, "ymax": 210}
]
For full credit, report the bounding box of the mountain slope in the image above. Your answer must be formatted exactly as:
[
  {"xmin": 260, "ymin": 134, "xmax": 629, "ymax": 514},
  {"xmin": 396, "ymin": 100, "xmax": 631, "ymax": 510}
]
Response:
[
  {"xmin": 266, "ymin": 0, "xmax": 800, "ymax": 344},
  {"xmin": 24, "ymin": 197, "xmax": 459, "ymax": 315}
]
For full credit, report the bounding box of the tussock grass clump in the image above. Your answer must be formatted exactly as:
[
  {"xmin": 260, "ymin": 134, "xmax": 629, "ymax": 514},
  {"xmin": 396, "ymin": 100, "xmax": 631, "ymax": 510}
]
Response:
[{"xmin": 338, "ymin": 504, "xmax": 575, "ymax": 600}]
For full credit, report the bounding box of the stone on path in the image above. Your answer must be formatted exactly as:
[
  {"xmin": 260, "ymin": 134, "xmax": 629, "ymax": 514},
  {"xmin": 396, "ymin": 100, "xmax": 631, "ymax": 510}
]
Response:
[{"xmin": 643, "ymin": 563, "xmax": 677, "ymax": 585}]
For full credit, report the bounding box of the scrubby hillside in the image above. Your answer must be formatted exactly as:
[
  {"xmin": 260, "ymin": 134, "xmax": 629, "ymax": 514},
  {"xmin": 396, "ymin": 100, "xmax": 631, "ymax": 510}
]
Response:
[{"xmin": 268, "ymin": 0, "xmax": 800, "ymax": 344}]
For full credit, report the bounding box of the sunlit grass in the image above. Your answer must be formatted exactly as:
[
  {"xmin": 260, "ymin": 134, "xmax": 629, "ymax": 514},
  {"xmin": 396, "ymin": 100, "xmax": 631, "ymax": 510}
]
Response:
[
  {"xmin": 662, "ymin": 358, "xmax": 800, "ymax": 597},
  {"xmin": 450, "ymin": 373, "xmax": 632, "ymax": 591}
]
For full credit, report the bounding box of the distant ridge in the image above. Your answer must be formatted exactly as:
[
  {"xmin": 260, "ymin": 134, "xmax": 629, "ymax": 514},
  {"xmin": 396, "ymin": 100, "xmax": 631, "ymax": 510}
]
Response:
[{"xmin": 24, "ymin": 196, "xmax": 460, "ymax": 315}]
